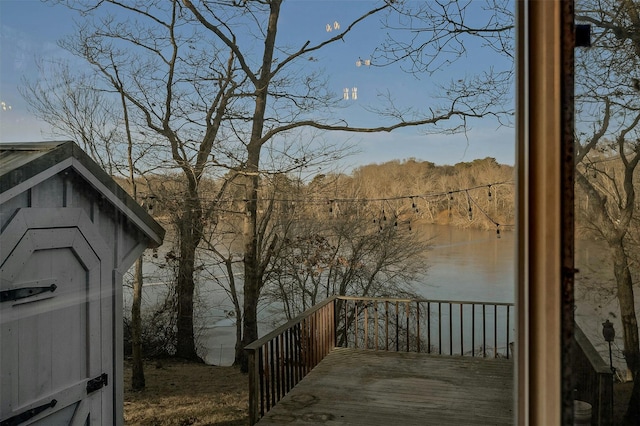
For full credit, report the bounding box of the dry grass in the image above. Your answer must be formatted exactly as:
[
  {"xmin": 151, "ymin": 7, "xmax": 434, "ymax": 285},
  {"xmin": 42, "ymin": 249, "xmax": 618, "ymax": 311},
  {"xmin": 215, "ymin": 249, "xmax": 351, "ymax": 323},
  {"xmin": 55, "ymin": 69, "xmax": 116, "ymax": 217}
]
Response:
[{"xmin": 124, "ymin": 359, "xmax": 248, "ymax": 426}]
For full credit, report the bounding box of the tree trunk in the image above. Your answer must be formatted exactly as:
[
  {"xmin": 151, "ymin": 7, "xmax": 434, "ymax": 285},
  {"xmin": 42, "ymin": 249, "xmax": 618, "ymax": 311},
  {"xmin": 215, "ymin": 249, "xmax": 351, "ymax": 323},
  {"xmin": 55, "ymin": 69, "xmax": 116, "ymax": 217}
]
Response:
[
  {"xmin": 239, "ymin": 152, "xmax": 261, "ymax": 372},
  {"xmin": 234, "ymin": 315, "xmax": 243, "ymax": 367},
  {"xmin": 237, "ymin": 0, "xmax": 282, "ymax": 372},
  {"xmin": 131, "ymin": 257, "xmax": 145, "ymax": 390},
  {"xmin": 223, "ymin": 257, "xmax": 244, "ymax": 367},
  {"xmin": 175, "ymin": 193, "xmax": 203, "ymax": 361}
]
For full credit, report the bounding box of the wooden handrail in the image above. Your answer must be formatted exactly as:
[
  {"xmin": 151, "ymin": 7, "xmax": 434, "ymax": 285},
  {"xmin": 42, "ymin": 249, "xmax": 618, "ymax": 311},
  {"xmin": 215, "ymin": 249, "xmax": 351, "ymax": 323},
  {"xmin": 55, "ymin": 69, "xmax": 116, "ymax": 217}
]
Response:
[
  {"xmin": 337, "ymin": 294, "xmax": 514, "ymax": 306},
  {"xmin": 245, "ymin": 296, "xmax": 338, "ymax": 351},
  {"xmin": 246, "ymin": 296, "xmax": 337, "ymax": 424}
]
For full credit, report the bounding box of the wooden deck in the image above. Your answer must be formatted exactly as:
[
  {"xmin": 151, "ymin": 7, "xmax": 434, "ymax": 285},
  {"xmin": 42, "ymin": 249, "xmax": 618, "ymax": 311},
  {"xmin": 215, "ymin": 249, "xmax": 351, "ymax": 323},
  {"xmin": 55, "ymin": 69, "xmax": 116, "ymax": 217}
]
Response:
[{"xmin": 255, "ymin": 347, "xmax": 514, "ymax": 425}]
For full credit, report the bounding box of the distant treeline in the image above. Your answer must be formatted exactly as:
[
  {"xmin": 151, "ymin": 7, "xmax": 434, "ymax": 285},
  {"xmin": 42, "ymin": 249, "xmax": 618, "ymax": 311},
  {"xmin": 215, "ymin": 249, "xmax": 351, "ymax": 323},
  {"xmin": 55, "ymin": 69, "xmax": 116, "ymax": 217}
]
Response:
[{"xmin": 123, "ymin": 156, "xmax": 515, "ymax": 233}]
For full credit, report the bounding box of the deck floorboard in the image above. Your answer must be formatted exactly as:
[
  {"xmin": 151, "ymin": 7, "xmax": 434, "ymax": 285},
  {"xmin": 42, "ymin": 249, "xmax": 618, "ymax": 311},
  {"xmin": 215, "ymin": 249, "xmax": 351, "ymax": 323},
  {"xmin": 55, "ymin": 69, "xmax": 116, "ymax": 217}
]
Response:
[{"xmin": 256, "ymin": 347, "xmax": 514, "ymax": 425}]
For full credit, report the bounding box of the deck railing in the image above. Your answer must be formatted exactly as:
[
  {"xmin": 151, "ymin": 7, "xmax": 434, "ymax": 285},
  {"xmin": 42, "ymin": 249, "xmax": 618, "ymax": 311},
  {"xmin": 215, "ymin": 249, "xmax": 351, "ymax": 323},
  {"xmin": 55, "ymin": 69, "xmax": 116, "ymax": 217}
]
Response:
[
  {"xmin": 245, "ymin": 296, "xmax": 514, "ymax": 425},
  {"xmin": 573, "ymin": 323, "xmax": 613, "ymax": 425},
  {"xmin": 245, "ymin": 296, "xmax": 337, "ymax": 425},
  {"xmin": 338, "ymin": 296, "xmax": 514, "ymax": 358}
]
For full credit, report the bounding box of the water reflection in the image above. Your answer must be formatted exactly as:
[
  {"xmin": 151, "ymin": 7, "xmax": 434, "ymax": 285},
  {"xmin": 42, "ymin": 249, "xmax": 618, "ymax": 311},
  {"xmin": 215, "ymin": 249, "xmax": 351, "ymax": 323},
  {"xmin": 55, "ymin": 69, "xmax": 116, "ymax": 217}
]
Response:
[{"xmin": 416, "ymin": 223, "xmax": 515, "ymax": 303}]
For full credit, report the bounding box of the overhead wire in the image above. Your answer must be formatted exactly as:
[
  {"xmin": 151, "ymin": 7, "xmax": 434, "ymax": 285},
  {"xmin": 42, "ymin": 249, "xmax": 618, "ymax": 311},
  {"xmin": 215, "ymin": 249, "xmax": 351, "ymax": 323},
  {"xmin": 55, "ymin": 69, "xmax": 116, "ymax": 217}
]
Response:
[{"xmin": 143, "ymin": 180, "xmax": 516, "ymax": 233}]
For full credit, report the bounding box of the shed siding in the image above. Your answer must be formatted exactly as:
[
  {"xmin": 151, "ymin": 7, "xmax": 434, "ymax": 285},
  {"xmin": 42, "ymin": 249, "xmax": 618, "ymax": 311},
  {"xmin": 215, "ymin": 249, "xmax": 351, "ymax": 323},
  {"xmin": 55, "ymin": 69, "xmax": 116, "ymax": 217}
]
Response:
[
  {"xmin": 70, "ymin": 176, "xmax": 97, "ymax": 216},
  {"xmin": 30, "ymin": 174, "xmax": 65, "ymax": 208},
  {"xmin": 0, "ymin": 191, "xmax": 28, "ymax": 231}
]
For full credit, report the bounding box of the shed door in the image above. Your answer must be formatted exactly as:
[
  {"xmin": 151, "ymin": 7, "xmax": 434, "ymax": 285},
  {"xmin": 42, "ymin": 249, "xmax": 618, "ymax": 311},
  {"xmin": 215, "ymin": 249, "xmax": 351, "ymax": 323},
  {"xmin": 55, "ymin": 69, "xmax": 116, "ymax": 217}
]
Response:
[{"xmin": 1, "ymin": 209, "xmax": 111, "ymax": 426}]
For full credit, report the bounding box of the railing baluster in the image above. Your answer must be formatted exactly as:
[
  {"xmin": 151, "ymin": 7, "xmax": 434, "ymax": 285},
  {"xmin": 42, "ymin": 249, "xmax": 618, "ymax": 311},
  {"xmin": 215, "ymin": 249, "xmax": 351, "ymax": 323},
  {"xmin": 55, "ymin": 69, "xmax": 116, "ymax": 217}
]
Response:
[
  {"xmin": 405, "ymin": 301, "xmax": 410, "ymax": 352},
  {"xmin": 395, "ymin": 301, "xmax": 400, "ymax": 352},
  {"xmin": 344, "ymin": 298, "xmax": 348, "ymax": 347},
  {"xmin": 438, "ymin": 302, "xmax": 442, "ymax": 355},
  {"xmin": 283, "ymin": 329, "xmax": 289, "ymax": 393},
  {"xmin": 449, "ymin": 303, "xmax": 453, "ymax": 355},
  {"xmin": 324, "ymin": 304, "xmax": 328, "ymax": 356},
  {"xmin": 416, "ymin": 301, "xmax": 420, "ymax": 353},
  {"xmin": 314, "ymin": 310, "xmax": 318, "ymax": 361},
  {"xmin": 318, "ymin": 310, "xmax": 322, "ymax": 362},
  {"xmin": 260, "ymin": 347, "xmax": 266, "ymax": 416},
  {"xmin": 330, "ymin": 300, "xmax": 335, "ymax": 349},
  {"xmin": 291, "ymin": 324, "xmax": 296, "ymax": 385},
  {"xmin": 471, "ymin": 304, "xmax": 475, "ymax": 356},
  {"xmin": 274, "ymin": 335, "xmax": 280, "ymax": 401},
  {"xmin": 290, "ymin": 327, "xmax": 295, "ymax": 388},
  {"xmin": 374, "ymin": 301, "xmax": 379, "ymax": 350},
  {"xmin": 284, "ymin": 331, "xmax": 290, "ymax": 393},
  {"xmin": 331, "ymin": 300, "xmax": 336, "ymax": 350},
  {"xmin": 303, "ymin": 317, "xmax": 310, "ymax": 375},
  {"xmin": 322, "ymin": 306, "xmax": 327, "ymax": 356},
  {"xmin": 354, "ymin": 302, "xmax": 359, "ymax": 349},
  {"xmin": 269, "ymin": 340, "xmax": 275, "ymax": 409},
  {"xmin": 278, "ymin": 335, "xmax": 283, "ymax": 400},
  {"xmin": 483, "ymin": 304, "xmax": 487, "ymax": 358},
  {"xmin": 385, "ymin": 300, "xmax": 389, "ymax": 351},
  {"xmin": 312, "ymin": 312, "xmax": 318, "ymax": 367},
  {"xmin": 323, "ymin": 305, "xmax": 329, "ymax": 356},
  {"xmin": 313, "ymin": 312, "xmax": 318, "ymax": 367},
  {"xmin": 506, "ymin": 305, "xmax": 511, "ymax": 359},
  {"xmin": 427, "ymin": 302, "xmax": 431, "ymax": 354},
  {"xmin": 493, "ymin": 305, "xmax": 498, "ymax": 358},
  {"xmin": 460, "ymin": 303, "xmax": 464, "ymax": 355},
  {"xmin": 364, "ymin": 302, "xmax": 369, "ymax": 349},
  {"xmin": 317, "ymin": 309, "xmax": 323, "ymax": 361},
  {"xmin": 307, "ymin": 315, "xmax": 313, "ymax": 370},
  {"xmin": 318, "ymin": 308, "xmax": 322, "ymax": 358}
]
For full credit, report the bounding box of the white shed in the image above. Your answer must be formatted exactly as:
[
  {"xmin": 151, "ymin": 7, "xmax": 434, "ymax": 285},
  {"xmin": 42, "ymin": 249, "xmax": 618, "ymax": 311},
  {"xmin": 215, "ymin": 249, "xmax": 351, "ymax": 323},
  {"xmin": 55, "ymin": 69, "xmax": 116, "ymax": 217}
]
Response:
[{"xmin": 0, "ymin": 141, "xmax": 164, "ymax": 425}]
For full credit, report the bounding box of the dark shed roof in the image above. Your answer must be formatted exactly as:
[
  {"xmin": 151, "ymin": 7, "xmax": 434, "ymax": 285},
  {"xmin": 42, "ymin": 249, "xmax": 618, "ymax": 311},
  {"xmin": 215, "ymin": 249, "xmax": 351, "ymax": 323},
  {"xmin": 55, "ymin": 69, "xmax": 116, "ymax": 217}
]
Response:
[{"xmin": 0, "ymin": 141, "xmax": 164, "ymax": 247}]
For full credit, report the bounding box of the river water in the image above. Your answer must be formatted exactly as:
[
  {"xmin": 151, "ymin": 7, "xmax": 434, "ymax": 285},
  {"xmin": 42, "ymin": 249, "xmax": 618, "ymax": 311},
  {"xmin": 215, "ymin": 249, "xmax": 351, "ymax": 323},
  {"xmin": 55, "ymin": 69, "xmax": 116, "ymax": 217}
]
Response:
[
  {"xmin": 415, "ymin": 224, "xmax": 515, "ymax": 303},
  {"xmin": 195, "ymin": 223, "xmax": 517, "ymax": 365},
  {"xmin": 130, "ymin": 223, "xmax": 632, "ymax": 373}
]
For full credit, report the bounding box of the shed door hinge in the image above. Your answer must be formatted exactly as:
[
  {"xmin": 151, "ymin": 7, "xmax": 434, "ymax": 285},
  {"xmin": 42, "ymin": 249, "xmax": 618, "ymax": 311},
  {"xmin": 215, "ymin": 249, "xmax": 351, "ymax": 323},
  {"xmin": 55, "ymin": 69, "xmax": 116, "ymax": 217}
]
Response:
[
  {"xmin": 86, "ymin": 373, "xmax": 108, "ymax": 394},
  {"xmin": 0, "ymin": 284, "xmax": 57, "ymax": 303},
  {"xmin": 0, "ymin": 399, "xmax": 57, "ymax": 426}
]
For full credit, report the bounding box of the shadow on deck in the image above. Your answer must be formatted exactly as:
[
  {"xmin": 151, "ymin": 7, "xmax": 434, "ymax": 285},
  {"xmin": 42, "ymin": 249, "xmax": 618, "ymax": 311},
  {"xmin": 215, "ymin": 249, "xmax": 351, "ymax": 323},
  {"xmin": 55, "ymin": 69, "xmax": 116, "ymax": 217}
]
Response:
[{"xmin": 255, "ymin": 347, "xmax": 514, "ymax": 425}]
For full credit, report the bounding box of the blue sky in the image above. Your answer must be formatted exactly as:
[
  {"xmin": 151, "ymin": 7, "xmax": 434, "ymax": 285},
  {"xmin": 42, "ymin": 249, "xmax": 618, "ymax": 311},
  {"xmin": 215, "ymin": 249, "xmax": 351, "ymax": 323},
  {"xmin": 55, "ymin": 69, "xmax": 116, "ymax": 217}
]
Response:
[{"xmin": 0, "ymin": 0, "xmax": 515, "ymax": 168}]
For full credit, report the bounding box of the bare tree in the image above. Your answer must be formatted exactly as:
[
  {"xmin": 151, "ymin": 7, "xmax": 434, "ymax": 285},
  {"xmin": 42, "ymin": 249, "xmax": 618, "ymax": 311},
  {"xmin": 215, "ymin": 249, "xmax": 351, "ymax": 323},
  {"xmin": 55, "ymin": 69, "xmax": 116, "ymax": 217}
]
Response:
[
  {"xmin": 20, "ymin": 62, "xmax": 121, "ymax": 174},
  {"xmin": 180, "ymin": 0, "xmax": 509, "ymax": 370},
  {"xmin": 376, "ymin": 0, "xmax": 514, "ymax": 73},
  {"xmin": 21, "ymin": 60, "xmax": 155, "ymax": 389},
  {"xmin": 264, "ymin": 198, "xmax": 431, "ymax": 322},
  {"xmin": 45, "ymin": 0, "xmax": 511, "ymax": 369},
  {"xmin": 575, "ymin": 0, "xmax": 640, "ymax": 421}
]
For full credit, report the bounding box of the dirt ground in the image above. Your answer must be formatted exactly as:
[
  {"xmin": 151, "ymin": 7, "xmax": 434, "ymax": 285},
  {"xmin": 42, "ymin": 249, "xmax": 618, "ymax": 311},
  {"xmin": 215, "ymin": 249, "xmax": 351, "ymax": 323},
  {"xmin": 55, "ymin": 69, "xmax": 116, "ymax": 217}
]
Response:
[{"xmin": 124, "ymin": 359, "xmax": 634, "ymax": 425}]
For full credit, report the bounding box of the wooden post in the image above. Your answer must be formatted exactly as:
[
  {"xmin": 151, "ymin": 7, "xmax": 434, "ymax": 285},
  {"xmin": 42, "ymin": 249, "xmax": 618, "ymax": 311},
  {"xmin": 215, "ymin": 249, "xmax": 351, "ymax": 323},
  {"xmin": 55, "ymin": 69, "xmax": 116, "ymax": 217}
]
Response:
[{"xmin": 247, "ymin": 347, "xmax": 260, "ymax": 425}]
